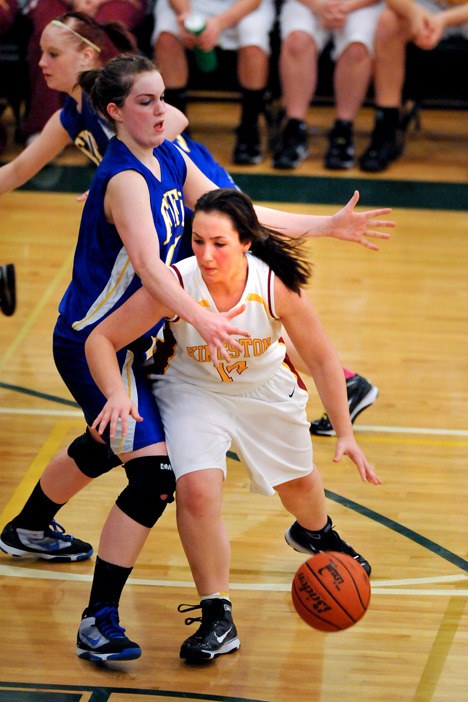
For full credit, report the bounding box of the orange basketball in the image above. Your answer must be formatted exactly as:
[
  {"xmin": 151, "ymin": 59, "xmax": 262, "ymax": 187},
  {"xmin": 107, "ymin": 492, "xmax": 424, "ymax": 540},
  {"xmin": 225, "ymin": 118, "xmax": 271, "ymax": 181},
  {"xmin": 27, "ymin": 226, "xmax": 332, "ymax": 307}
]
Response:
[{"xmin": 291, "ymin": 551, "xmax": 371, "ymax": 632}]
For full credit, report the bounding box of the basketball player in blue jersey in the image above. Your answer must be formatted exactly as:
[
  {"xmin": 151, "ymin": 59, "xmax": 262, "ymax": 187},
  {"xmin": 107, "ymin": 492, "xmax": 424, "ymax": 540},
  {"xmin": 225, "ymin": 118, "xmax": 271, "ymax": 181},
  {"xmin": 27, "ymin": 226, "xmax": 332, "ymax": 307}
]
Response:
[
  {"xmin": 0, "ymin": 54, "xmax": 392, "ymax": 662},
  {"xmin": 0, "ymin": 12, "xmax": 191, "ymax": 194},
  {"xmin": 85, "ymin": 188, "xmax": 382, "ymax": 663}
]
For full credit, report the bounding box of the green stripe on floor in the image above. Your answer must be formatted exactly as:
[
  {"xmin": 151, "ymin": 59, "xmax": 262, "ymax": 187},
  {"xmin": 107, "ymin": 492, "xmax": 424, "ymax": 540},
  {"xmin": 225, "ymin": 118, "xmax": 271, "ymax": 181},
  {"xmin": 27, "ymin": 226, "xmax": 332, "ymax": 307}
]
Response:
[{"xmin": 3, "ymin": 161, "xmax": 467, "ymax": 210}]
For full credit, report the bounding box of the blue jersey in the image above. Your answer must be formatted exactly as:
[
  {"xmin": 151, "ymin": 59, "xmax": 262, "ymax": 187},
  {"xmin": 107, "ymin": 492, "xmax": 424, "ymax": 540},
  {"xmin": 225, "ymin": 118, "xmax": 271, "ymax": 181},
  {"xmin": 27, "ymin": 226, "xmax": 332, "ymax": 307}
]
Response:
[
  {"xmin": 60, "ymin": 94, "xmax": 112, "ymax": 166},
  {"xmin": 174, "ymin": 132, "xmax": 237, "ymax": 189},
  {"xmin": 58, "ymin": 137, "xmax": 186, "ymax": 337}
]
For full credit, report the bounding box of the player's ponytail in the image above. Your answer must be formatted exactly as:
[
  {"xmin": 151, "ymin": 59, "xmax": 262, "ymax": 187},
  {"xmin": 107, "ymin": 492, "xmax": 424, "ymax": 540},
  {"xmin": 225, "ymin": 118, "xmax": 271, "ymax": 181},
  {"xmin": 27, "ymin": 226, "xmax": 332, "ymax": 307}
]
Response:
[
  {"xmin": 193, "ymin": 189, "xmax": 311, "ymax": 294},
  {"xmin": 50, "ymin": 12, "xmax": 137, "ymax": 64}
]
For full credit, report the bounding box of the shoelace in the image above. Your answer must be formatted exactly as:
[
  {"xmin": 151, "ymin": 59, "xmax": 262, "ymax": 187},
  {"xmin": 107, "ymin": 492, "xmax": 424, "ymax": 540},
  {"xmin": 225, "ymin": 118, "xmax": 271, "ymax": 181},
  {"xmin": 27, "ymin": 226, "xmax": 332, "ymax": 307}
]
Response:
[
  {"xmin": 47, "ymin": 520, "xmax": 74, "ymax": 542},
  {"xmin": 95, "ymin": 606, "xmax": 126, "ymax": 638},
  {"xmin": 178, "ymin": 603, "xmax": 202, "ymax": 626}
]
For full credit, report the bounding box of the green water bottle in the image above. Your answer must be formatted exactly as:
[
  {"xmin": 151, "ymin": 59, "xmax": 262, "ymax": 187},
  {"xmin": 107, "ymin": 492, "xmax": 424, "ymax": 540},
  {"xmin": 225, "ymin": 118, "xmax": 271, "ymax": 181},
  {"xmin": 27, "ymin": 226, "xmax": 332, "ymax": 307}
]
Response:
[{"xmin": 184, "ymin": 13, "xmax": 218, "ymax": 73}]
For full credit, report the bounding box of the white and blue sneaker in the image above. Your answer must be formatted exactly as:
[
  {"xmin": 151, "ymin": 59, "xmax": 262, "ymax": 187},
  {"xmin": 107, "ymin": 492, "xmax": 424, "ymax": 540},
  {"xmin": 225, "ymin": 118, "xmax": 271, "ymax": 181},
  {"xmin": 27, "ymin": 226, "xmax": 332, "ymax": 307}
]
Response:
[
  {"xmin": 0, "ymin": 520, "xmax": 93, "ymax": 562},
  {"xmin": 178, "ymin": 598, "xmax": 240, "ymax": 662},
  {"xmin": 76, "ymin": 604, "xmax": 141, "ymax": 662}
]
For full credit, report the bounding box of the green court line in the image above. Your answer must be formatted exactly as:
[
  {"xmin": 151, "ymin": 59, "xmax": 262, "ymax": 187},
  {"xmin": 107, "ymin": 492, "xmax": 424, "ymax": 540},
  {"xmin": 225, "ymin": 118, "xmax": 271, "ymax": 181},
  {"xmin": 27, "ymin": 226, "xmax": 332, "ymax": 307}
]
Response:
[
  {"xmin": 226, "ymin": 455, "xmax": 468, "ymax": 573},
  {"xmin": 2, "ymin": 385, "xmax": 467, "ymax": 574},
  {"xmin": 324, "ymin": 490, "xmax": 468, "ymax": 573},
  {"xmin": 0, "ymin": 682, "xmax": 268, "ymax": 702},
  {"xmin": 234, "ymin": 173, "xmax": 468, "ymax": 211},
  {"xmin": 0, "ymin": 381, "xmax": 78, "ymax": 407},
  {"xmin": 2, "ymin": 160, "xmax": 466, "ymax": 210}
]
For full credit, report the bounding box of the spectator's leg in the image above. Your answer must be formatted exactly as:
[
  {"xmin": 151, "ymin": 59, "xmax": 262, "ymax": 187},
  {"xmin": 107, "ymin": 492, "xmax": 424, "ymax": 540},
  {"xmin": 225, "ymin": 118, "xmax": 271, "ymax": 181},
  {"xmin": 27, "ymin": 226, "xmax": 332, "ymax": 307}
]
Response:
[
  {"xmin": 325, "ymin": 41, "xmax": 371, "ymax": 170},
  {"xmin": 359, "ymin": 7, "xmax": 412, "ymax": 172},
  {"xmin": 271, "ymin": 30, "xmax": 317, "ymax": 169},
  {"xmin": 232, "ymin": 45, "xmax": 270, "ymax": 165}
]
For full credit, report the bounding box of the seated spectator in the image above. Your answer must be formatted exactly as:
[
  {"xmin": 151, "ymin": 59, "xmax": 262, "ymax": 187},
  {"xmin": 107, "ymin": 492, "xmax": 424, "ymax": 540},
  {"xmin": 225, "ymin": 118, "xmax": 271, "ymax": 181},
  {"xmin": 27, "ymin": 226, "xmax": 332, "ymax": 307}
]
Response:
[
  {"xmin": 21, "ymin": 0, "xmax": 147, "ymax": 144},
  {"xmin": 0, "ymin": 0, "xmax": 17, "ymax": 33},
  {"xmin": 272, "ymin": 0, "xmax": 384, "ymax": 170},
  {"xmin": 360, "ymin": 0, "xmax": 468, "ymax": 172},
  {"xmin": 152, "ymin": 0, "xmax": 276, "ymax": 166},
  {"xmin": 0, "ymin": 0, "xmax": 19, "ymax": 153}
]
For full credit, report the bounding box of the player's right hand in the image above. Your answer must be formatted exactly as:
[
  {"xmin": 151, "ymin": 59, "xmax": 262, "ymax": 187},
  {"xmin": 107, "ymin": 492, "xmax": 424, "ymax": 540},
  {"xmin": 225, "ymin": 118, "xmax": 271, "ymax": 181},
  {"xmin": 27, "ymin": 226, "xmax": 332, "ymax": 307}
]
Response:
[{"xmin": 196, "ymin": 303, "xmax": 250, "ymax": 366}]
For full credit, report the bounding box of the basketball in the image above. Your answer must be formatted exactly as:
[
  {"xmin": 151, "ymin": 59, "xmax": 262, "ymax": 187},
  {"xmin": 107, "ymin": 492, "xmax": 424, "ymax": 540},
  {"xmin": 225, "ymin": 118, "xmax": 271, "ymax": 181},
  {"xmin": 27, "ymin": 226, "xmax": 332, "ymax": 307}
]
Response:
[{"xmin": 291, "ymin": 551, "xmax": 371, "ymax": 632}]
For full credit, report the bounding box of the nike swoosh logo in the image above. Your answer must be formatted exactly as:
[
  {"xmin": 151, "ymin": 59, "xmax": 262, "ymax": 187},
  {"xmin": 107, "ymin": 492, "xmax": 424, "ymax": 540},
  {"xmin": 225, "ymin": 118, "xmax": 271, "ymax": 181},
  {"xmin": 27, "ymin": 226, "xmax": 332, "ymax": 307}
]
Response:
[
  {"xmin": 214, "ymin": 627, "xmax": 232, "ymax": 644},
  {"xmin": 21, "ymin": 536, "xmax": 62, "ymax": 552},
  {"xmin": 288, "ymin": 388, "xmax": 295, "ymax": 397},
  {"xmin": 82, "ymin": 633, "xmax": 103, "ymax": 647}
]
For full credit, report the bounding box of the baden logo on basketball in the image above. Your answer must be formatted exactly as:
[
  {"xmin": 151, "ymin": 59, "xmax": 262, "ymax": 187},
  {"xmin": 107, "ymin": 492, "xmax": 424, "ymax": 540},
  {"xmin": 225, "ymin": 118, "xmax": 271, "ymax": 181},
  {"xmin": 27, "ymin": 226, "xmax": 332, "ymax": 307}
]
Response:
[{"xmin": 292, "ymin": 551, "xmax": 371, "ymax": 632}]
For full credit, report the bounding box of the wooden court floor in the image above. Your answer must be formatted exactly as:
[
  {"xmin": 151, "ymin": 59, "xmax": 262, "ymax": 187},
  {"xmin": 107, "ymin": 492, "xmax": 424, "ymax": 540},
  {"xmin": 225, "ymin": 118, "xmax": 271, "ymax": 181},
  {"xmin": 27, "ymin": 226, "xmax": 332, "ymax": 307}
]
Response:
[{"xmin": 0, "ymin": 104, "xmax": 467, "ymax": 701}]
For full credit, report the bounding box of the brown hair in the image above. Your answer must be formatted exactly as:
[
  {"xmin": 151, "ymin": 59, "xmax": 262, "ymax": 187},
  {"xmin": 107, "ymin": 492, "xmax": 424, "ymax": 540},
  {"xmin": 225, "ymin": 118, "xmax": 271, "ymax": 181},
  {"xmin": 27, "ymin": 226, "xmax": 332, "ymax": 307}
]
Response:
[
  {"xmin": 194, "ymin": 189, "xmax": 312, "ymax": 293},
  {"xmin": 51, "ymin": 11, "xmax": 137, "ymax": 63},
  {"xmin": 78, "ymin": 54, "xmax": 157, "ymax": 128}
]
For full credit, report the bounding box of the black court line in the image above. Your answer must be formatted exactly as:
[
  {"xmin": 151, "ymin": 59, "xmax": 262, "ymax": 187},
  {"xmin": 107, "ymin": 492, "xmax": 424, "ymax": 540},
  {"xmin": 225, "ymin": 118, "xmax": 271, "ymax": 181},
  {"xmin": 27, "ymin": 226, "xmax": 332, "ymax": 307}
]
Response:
[
  {"xmin": 2, "ymin": 382, "xmax": 467, "ymax": 573},
  {"xmin": 0, "ymin": 682, "xmax": 268, "ymax": 702},
  {"xmin": 2, "ymin": 160, "xmax": 467, "ymax": 210}
]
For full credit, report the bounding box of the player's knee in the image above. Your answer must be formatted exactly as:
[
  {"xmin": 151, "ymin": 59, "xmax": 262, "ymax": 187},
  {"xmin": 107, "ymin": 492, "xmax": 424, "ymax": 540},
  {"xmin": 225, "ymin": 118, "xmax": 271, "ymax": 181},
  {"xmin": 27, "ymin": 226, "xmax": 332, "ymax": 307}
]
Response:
[
  {"xmin": 67, "ymin": 428, "xmax": 122, "ymax": 478},
  {"xmin": 116, "ymin": 455, "xmax": 176, "ymax": 528}
]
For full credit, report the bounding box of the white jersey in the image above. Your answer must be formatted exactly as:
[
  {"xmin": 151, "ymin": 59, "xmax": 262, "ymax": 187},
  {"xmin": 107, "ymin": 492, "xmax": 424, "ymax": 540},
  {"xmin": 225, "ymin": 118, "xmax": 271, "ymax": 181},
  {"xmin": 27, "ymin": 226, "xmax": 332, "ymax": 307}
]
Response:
[
  {"xmin": 148, "ymin": 253, "xmax": 313, "ymax": 495},
  {"xmin": 149, "ymin": 253, "xmax": 296, "ymax": 394}
]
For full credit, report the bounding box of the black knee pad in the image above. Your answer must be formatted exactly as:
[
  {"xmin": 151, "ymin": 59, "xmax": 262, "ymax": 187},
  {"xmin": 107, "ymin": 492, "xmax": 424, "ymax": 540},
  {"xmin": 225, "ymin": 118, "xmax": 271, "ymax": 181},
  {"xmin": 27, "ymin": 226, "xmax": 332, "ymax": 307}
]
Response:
[
  {"xmin": 67, "ymin": 428, "xmax": 122, "ymax": 478},
  {"xmin": 116, "ymin": 455, "xmax": 176, "ymax": 528}
]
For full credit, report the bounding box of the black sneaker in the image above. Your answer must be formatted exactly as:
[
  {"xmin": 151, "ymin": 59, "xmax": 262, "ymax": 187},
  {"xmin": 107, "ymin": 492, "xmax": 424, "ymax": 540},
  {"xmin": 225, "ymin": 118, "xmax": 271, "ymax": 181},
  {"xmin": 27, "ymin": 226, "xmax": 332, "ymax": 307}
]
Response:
[
  {"xmin": 359, "ymin": 124, "xmax": 404, "ymax": 173},
  {"xmin": 0, "ymin": 263, "xmax": 16, "ymax": 316},
  {"xmin": 272, "ymin": 118, "xmax": 308, "ymax": 169},
  {"xmin": 310, "ymin": 374, "xmax": 379, "ymax": 437},
  {"xmin": 324, "ymin": 121, "xmax": 355, "ymax": 169},
  {"xmin": 178, "ymin": 598, "xmax": 240, "ymax": 662},
  {"xmin": 0, "ymin": 520, "xmax": 93, "ymax": 562},
  {"xmin": 285, "ymin": 516, "xmax": 371, "ymax": 575},
  {"xmin": 232, "ymin": 123, "xmax": 262, "ymax": 165},
  {"xmin": 76, "ymin": 603, "xmax": 141, "ymax": 662}
]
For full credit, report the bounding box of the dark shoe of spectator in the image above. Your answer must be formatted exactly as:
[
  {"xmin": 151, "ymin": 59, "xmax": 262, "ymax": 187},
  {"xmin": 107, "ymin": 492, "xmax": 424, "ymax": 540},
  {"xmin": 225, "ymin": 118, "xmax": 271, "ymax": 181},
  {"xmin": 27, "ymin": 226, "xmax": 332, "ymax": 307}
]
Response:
[
  {"xmin": 232, "ymin": 123, "xmax": 262, "ymax": 165},
  {"xmin": 272, "ymin": 118, "xmax": 308, "ymax": 170},
  {"xmin": 359, "ymin": 121, "xmax": 404, "ymax": 172},
  {"xmin": 324, "ymin": 120, "xmax": 355, "ymax": 169}
]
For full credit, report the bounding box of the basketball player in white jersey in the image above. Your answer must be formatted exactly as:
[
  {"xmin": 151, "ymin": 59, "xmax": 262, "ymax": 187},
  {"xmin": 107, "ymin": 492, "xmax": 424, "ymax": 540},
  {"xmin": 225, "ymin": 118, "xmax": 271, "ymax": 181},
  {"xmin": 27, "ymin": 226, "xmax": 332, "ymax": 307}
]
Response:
[{"xmin": 85, "ymin": 188, "xmax": 382, "ymax": 664}]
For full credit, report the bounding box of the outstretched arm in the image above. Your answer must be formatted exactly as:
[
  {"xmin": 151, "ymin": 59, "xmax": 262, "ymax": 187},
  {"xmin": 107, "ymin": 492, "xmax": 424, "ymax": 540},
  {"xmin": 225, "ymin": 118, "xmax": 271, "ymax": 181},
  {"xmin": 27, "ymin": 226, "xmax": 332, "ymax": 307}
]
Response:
[{"xmin": 254, "ymin": 191, "xmax": 394, "ymax": 250}]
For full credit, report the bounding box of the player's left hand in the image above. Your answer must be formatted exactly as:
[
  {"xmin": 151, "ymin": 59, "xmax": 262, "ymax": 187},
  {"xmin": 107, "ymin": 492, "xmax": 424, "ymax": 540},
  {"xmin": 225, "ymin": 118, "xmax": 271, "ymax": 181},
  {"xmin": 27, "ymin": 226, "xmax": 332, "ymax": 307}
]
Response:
[
  {"xmin": 329, "ymin": 190, "xmax": 394, "ymax": 251},
  {"xmin": 333, "ymin": 435, "xmax": 382, "ymax": 484},
  {"xmin": 92, "ymin": 390, "xmax": 143, "ymax": 439}
]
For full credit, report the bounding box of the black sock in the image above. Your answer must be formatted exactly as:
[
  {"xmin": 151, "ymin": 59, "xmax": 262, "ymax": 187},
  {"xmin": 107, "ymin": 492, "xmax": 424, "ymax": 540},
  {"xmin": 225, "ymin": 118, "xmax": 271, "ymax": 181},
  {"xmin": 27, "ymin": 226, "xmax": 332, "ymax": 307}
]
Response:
[
  {"xmin": 88, "ymin": 556, "xmax": 133, "ymax": 609},
  {"xmin": 375, "ymin": 106, "xmax": 400, "ymax": 132},
  {"xmin": 164, "ymin": 87, "xmax": 188, "ymax": 116},
  {"xmin": 239, "ymin": 88, "xmax": 266, "ymax": 127},
  {"xmin": 333, "ymin": 119, "xmax": 353, "ymax": 134},
  {"xmin": 10, "ymin": 481, "xmax": 64, "ymax": 531}
]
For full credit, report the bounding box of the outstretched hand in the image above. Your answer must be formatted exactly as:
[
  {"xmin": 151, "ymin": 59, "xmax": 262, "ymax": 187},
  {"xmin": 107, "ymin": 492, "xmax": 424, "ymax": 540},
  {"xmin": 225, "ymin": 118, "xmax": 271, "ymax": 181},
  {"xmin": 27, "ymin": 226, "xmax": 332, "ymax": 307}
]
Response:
[
  {"xmin": 333, "ymin": 435, "xmax": 382, "ymax": 485},
  {"xmin": 197, "ymin": 303, "xmax": 250, "ymax": 366},
  {"xmin": 329, "ymin": 191, "xmax": 394, "ymax": 250},
  {"xmin": 92, "ymin": 390, "xmax": 143, "ymax": 439}
]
